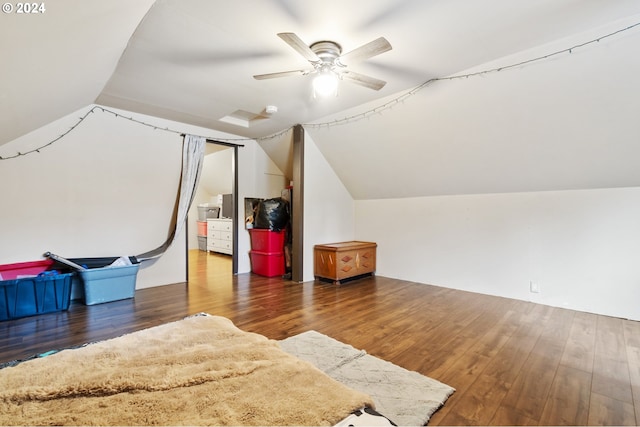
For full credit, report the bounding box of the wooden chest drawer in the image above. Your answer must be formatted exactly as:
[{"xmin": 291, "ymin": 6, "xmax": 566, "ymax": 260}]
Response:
[
  {"xmin": 207, "ymin": 218, "xmax": 233, "ymax": 255},
  {"xmin": 314, "ymin": 241, "xmax": 377, "ymax": 285}
]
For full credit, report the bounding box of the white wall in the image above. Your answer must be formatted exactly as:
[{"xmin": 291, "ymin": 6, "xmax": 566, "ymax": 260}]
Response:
[
  {"xmin": 0, "ymin": 105, "xmax": 244, "ymax": 289},
  {"xmin": 355, "ymin": 187, "xmax": 640, "ymax": 321},
  {"xmin": 302, "ymin": 132, "xmax": 356, "ymax": 281},
  {"xmin": 200, "ymin": 148, "xmax": 234, "ymax": 198}
]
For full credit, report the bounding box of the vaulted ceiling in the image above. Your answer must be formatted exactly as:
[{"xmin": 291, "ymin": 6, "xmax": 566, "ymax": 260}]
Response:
[{"xmin": 2, "ymin": 0, "xmax": 640, "ymax": 199}]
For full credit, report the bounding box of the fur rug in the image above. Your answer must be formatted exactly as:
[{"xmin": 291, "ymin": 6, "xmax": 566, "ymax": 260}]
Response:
[{"xmin": 0, "ymin": 314, "xmax": 373, "ymax": 426}]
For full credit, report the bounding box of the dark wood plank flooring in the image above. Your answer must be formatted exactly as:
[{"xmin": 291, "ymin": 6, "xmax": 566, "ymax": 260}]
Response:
[{"xmin": 1, "ymin": 249, "xmax": 638, "ymax": 425}]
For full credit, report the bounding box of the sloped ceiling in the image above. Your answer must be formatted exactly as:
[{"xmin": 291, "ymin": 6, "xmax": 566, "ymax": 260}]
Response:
[
  {"xmin": 2, "ymin": 0, "xmax": 640, "ymax": 199},
  {"xmin": 0, "ymin": 0, "xmax": 156, "ymax": 144}
]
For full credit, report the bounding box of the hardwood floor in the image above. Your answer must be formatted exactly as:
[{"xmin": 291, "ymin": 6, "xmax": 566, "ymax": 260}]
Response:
[{"xmin": 1, "ymin": 249, "xmax": 638, "ymax": 425}]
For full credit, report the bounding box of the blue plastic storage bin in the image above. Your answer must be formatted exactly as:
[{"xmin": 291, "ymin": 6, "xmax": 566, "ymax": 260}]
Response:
[
  {"xmin": 78, "ymin": 264, "xmax": 139, "ymax": 305},
  {"xmin": 49, "ymin": 257, "xmax": 140, "ymax": 305},
  {"xmin": 0, "ymin": 273, "xmax": 73, "ymax": 320}
]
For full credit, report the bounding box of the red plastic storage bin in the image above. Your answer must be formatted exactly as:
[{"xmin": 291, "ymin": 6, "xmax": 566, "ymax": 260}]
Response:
[
  {"xmin": 250, "ymin": 250, "xmax": 285, "ymax": 277},
  {"xmin": 0, "ymin": 259, "xmax": 54, "ymax": 280},
  {"xmin": 196, "ymin": 221, "xmax": 207, "ymax": 236},
  {"xmin": 249, "ymin": 229, "xmax": 285, "ymax": 253}
]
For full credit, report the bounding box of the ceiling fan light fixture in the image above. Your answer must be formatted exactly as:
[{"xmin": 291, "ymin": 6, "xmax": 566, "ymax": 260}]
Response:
[
  {"xmin": 313, "ymin": 68, "xmax": 339, "ymax": 97},
  {"xmin": 254, "ymin": 33, "xmax": 391, "ymax": 94}
]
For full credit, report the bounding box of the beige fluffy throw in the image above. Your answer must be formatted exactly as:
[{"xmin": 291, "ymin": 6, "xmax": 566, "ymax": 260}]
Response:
[{"xmin": 0, "ymin": 314, "xmax": 373, "ymax": 425}]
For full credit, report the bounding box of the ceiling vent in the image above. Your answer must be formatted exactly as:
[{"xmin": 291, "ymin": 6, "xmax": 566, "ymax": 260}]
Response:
[{"xmin": 219, "ymin": 109, "xmax": 269, "ymax": 128}]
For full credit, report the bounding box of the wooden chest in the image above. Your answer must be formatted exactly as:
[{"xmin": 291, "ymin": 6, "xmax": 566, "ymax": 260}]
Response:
[{"xmin": 314, "ymin": 241, "xmax": 377, "ymax": 284}]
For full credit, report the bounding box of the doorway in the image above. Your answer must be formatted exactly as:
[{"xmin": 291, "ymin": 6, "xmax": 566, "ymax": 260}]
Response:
[
  {"xmin": 187, "ymin": 141, "xmax": 239, "ymax": 284},
  {"xmin": 186, "ymin": 127, "xmax": 303, "ymax": 284}
]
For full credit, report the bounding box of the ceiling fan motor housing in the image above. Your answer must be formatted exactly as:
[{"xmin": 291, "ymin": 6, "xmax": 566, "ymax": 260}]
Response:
[{"xmin": 310, "ymin": 41, "xmax": 342, "ymax": 64}]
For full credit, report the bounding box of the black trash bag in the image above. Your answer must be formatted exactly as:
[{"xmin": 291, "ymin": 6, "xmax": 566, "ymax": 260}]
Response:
[{"xmin": 254, "ymin": 197, "xmax": 290, "ymax": 231}]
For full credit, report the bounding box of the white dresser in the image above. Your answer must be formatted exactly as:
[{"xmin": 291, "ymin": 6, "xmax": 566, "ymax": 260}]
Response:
[{"xmin": 206, "ymin": 218, "xmax": 233, "ymax": 255}]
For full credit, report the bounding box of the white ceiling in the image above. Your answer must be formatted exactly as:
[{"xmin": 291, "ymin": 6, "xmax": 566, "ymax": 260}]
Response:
[{"xmin": 2, "ymin": 0, "xmax": 640, "ymax": 199}]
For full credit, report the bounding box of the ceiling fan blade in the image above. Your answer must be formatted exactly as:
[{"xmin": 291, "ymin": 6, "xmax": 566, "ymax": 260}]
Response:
[
  {"xmin": 341, "ymin": 70, "xmax": 387, "ymax": 91},
  {"xmin": 253, "ymin": 69, "xmax": 310, "ymax": 80},
  {"xmin": 338, "ymin": 37, "xmax": 392, "ymax": 65},
  {"xmin": 277, "ymin": 32, "xmax": 321, "ymax": 63}
]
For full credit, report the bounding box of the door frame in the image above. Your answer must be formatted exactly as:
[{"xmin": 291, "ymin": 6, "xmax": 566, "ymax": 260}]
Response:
[{"xmin": 185, "ymin": 140, "xmax": 241, "ymax": 280}]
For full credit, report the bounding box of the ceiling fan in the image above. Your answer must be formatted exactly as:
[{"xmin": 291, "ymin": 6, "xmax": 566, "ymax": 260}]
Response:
[{"xmin": 253, "ymin": 33, "xmax": 392, "ymax": 94}]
